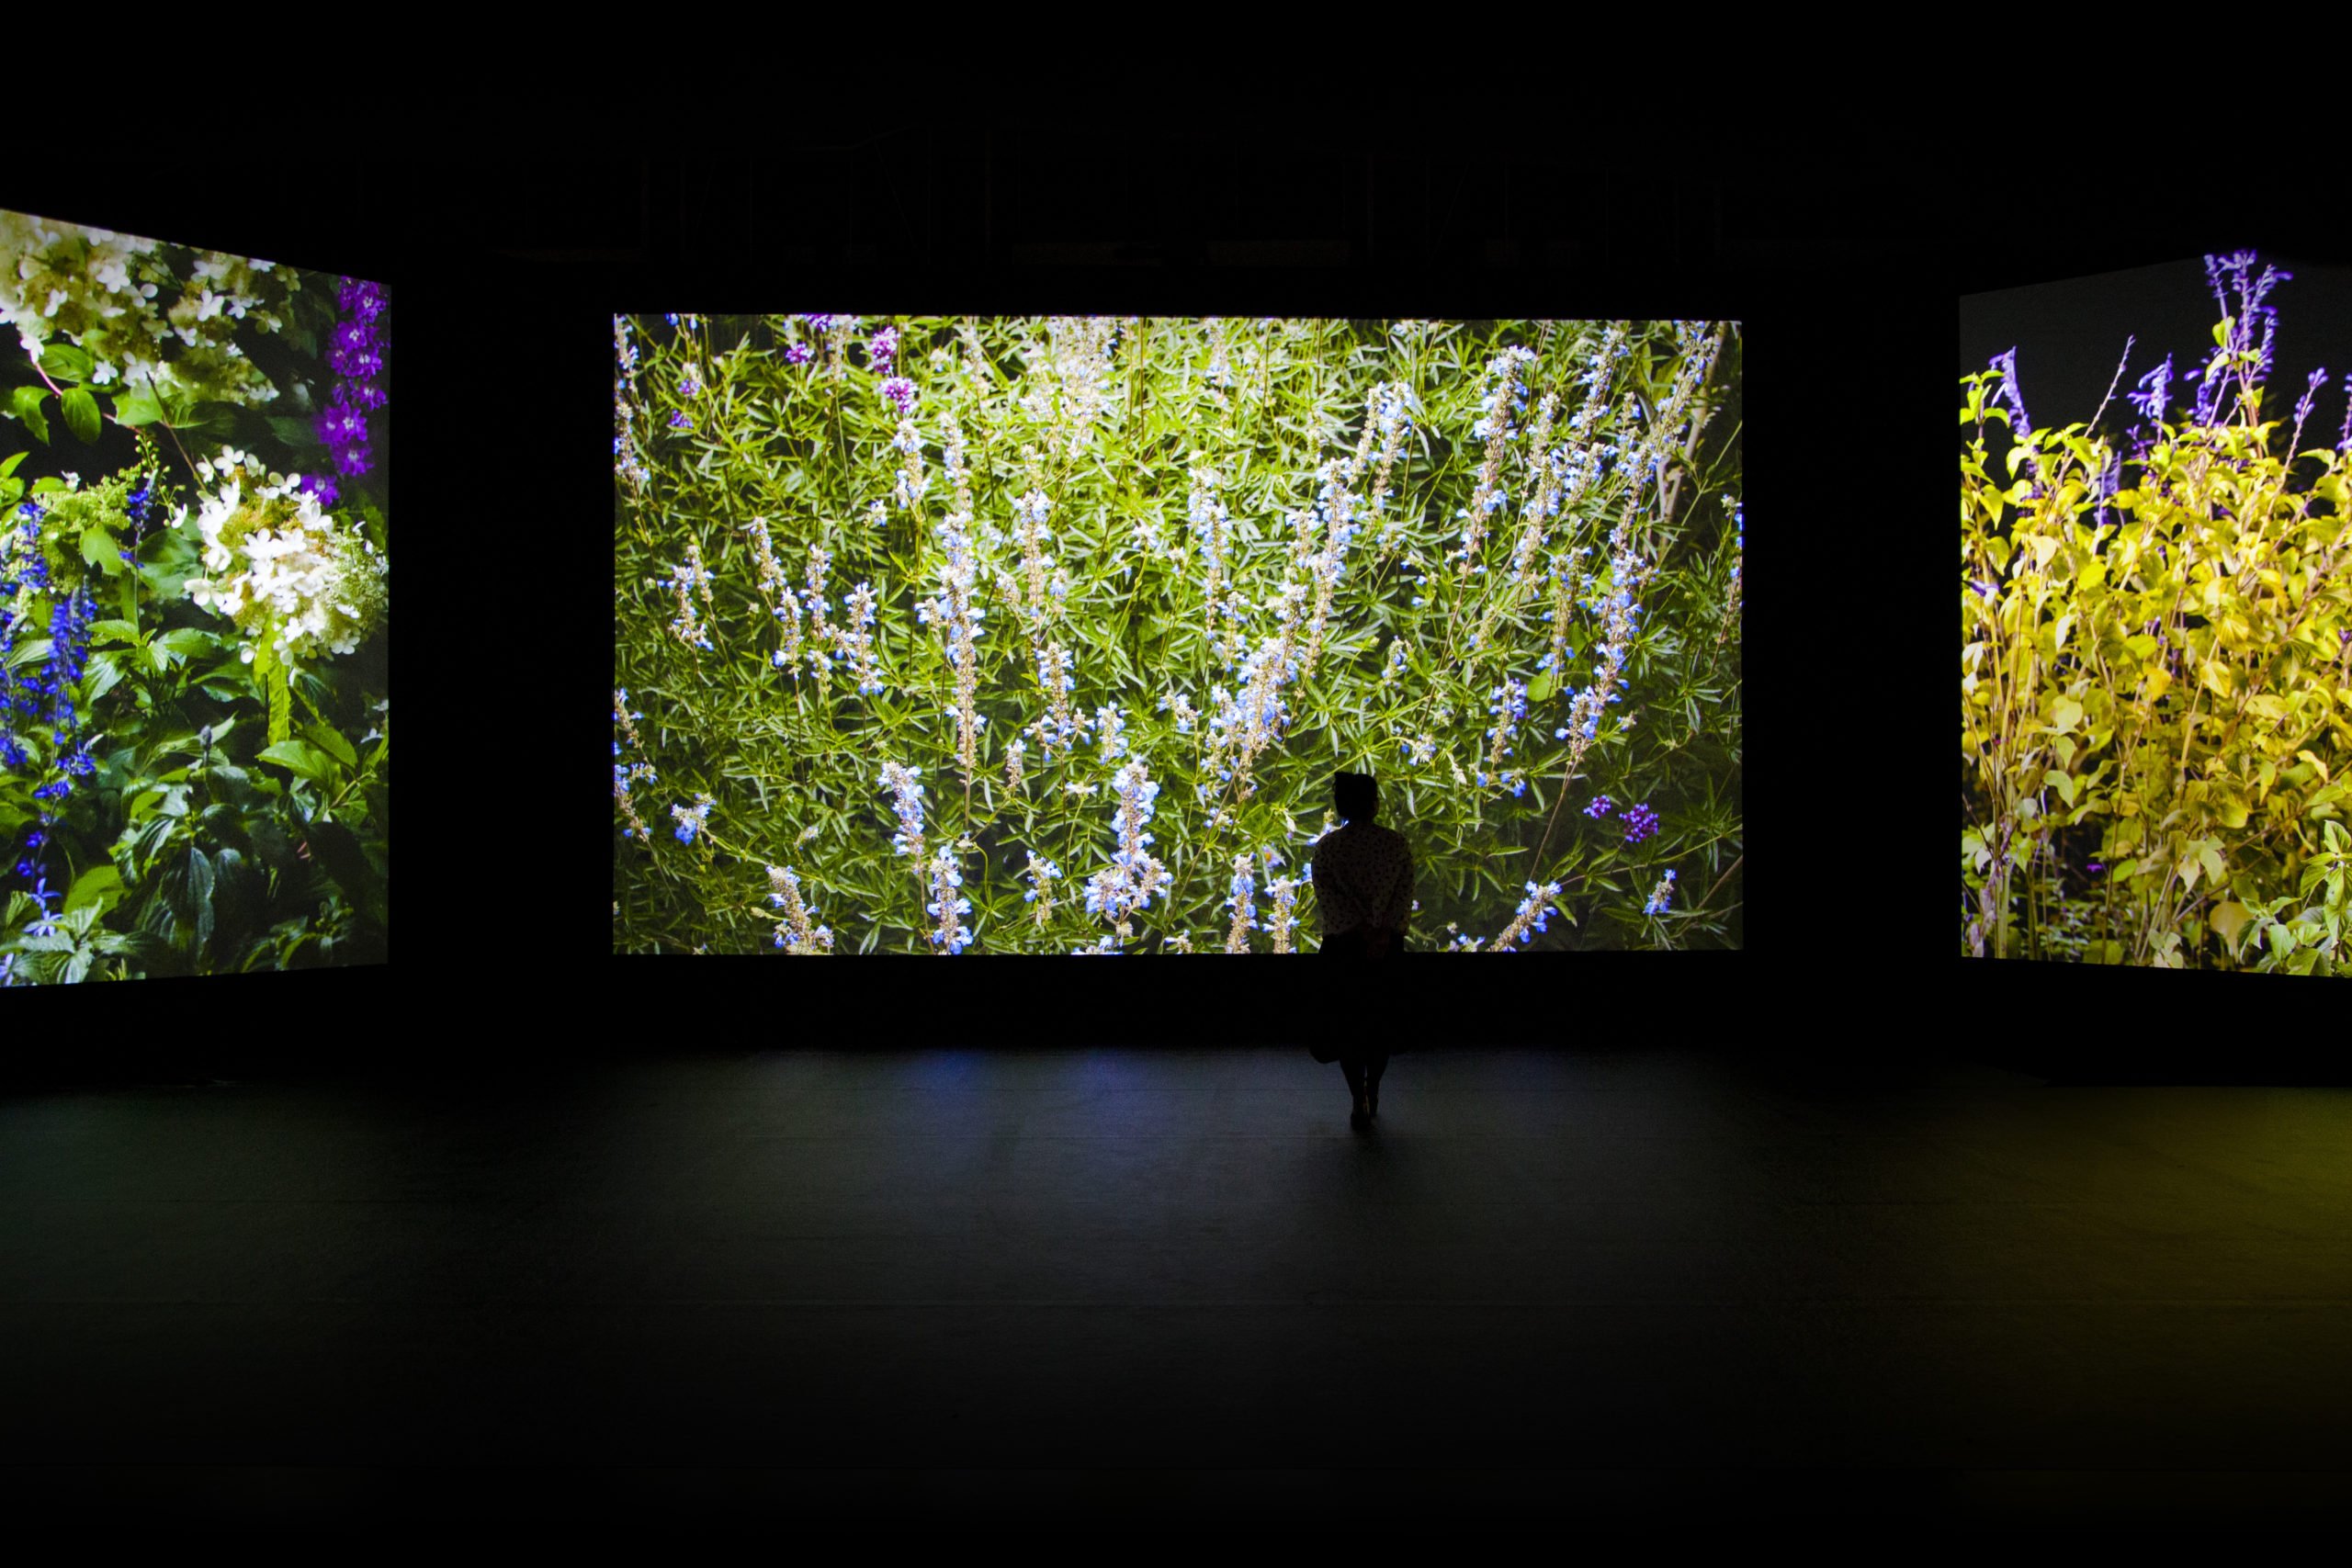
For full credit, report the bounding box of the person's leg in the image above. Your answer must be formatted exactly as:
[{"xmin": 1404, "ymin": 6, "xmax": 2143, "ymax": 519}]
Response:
[
  {"xmin": 1363, "ymin": 1050, "xmax": 1388, "ymax": 1114},
  {"xmin": 1338, "ymin": 1055, "xmax": 1367, "ymax": 1100}
]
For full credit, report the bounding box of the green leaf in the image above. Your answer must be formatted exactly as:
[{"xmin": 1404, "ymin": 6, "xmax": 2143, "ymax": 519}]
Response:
[
  {"xmin": 266, "ymin": 414, "xmax": 322, "ymax": 448},
  {"xmin": 40, "ymin": 343, "xmax": 94, "ymax": 383},
  {"xmin": 8, "ymin": 385, "xmax": 49, "ymax": 444},
  {"xmin": 113, "ymin": 389, "xmax": 164, "ymax": 426},
  {"xmin": 2051, "ymin": 695, "xmax": 2084, "ymax": 734},
  {"xmin": 62, "ymin": 386, "xmax": 101, "ymax": 445},
  {"xmin": 1526, "ymin": 671, "xmax": 1555, "ymax": 704},
  {"xmin": 152, "ymin": 627, "xmax": 214, "ymax": 670},
  {"xmin": 66, "ymin": 864, "xmax": 124, "ymax": 918},
  {"xmin": 85, "ymin": 649, "xmax": 125, "ymax": 704},
  {"xmin": 303, "ymin": 723, "xmax": 358, "ymax": 770},
  {"xmin": 0, "ymin": 450, "xmax": 24, "ymax": 480},
  {"xmin": 2198, "ymin": 840, "xmax": 2227, "ymax": 889},
  {"xmin": 81, "ymin": 518, "xmax": 124, "ymax": 573},
  {"xmin": 256, "ymin": 739, "xmax": 337, "ymax": 784},
  {"xmin": 88, "ymin": 619, "xmax": 143, "ymax": 648},
  {"xmin": 2125, "ymin": 634, "xmax": 2158, "ymax": 660},
  {"xmin": 306, "ymin": 819, "xmax": 381, "ymax": 919}
]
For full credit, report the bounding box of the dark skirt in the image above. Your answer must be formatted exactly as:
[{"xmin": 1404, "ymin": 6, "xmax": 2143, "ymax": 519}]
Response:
[{"xmin": 1310, "ymin": 927, "xmax": 1403, "ymax": 1063}]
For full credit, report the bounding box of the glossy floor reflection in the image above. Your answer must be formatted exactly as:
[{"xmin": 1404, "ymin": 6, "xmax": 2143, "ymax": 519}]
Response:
[{"xmin": 3, "ymin": 1049, "xmax": 2346, "ymax": 1521}]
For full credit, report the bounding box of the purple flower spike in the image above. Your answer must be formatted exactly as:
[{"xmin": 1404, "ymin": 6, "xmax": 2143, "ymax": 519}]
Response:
[
  {"xmin": 1988, "ymin": 346, "xmax": 2030, "ymax": 439},
  {"xmin": 2295, "ymin": 367, "xmax": 2326, "ymax": 435},
  {"xmin": 2128, "ymin": 354, "xmax": 2173, "ymax": 426},
  {"xmin": 880, "ymin": 377, "xmax": 916, "ymax": 416}
]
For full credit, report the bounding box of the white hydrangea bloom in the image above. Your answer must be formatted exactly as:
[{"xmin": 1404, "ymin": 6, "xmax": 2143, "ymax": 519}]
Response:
[{"xmin": 183, "ymin": 452, "xmax": 387, "ymax": 665}]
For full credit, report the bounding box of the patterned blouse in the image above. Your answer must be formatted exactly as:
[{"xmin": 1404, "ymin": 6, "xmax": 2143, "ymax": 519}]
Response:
[{"xmin": 1308, "ymin": 820, "xmax": 1415, "ymax": 937}]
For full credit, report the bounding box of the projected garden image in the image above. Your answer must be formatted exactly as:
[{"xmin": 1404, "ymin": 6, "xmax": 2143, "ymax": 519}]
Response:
[
  {"xmin": 615, "ymin": 315, "xmax": 1740, "ymax": 953},
  {"xmin": 1962, "ymin": 253, "xmax": 2352, "ymax": 973},
  {"xmin": 1, "ymin": 209, "xmax": 390, "ymax": 985}
]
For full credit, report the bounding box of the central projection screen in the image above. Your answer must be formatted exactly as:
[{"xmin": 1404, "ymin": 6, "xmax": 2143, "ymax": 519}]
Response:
[{"xmin": 613, "ymin": 315, "xmax": 1740, "ymax": 955}]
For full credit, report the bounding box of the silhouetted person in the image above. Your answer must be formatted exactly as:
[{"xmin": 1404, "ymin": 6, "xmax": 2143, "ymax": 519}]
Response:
[{"xmin": 1307, "ymin": 771, "xmax": 1413, "ymax": 1130}]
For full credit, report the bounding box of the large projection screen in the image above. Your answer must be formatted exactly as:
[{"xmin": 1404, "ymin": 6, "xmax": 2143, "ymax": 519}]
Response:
[{"xmin": 615, "ymin": 314, "xmax": 1738, "ymax": 955}]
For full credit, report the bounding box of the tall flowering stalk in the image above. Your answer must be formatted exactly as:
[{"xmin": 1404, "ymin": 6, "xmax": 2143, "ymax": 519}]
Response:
[
  {"xmin": 666, "ymin": 539, "xmax": 714, "ymax": 652},
  {"xmin": 1549, "ymin": 519, "xmax": 1650, "ymax": 786},
  {"xmin": 743, "ymin": 516, "xmax": 806, "ymax": 672},
  {"xmin": 892, "ymin": 413, "xmax": 928, "ymax": 514},
  {"xmin": 1715, "ymin": 498, "xmax": 1742, "ymax": 649},
  {"xmin": 799, "ymin": 545, "xmax": 837, "ymax": 682},
  {"xmin": 837, "ymin": 580, "xmax": 884, "ymax": 696},
  {"xmin": 880, "ymin": 761, "xmax": 926, "ymax": 863},
  {"xmin": 1022, "ymin": 850, "xmax": 1060, "ymax": 929},
  {"xmin": 1265, "ymin": 866, "xmax": 1303, "ymax": 953},
  {"xmin": 1458, "ymin": 346, "xmax": 1537, "ymax": 577},
  {"xmin": 1084, "ymin": 761, "xmax": 1170, "ymax": 943},
  {"xmin": 1046, "ymin": 316, "xmax": 1118, "ymax": 457},
  {"xmin": 1297, "ymin": 460, "xmax": 1363, "ymax": 680},
  {"xmin": 921, "ymin": 504, "xmax": 985, "ymax": 782},
  {"xmin": 1225, "ymin": 852, "xmax": 1257, "ymax": 951},
  {"xmin": 766, "ymin": 864, "xmax": 835, "ymax": 953},
  {"xmin": 1189, "ymin": 461, "xmax": 1236, "ymax": 662},
  {"xmin": 1363, "ymin": 380, "xmax": 1415, "ymax": 559},
  {"xmin": 925, "ymin": 850, "xmax": 975, "ymax": 953},
  {"xmin": 1481, "ymin": 676, "xmax": 1529, "ymax": 795},
  {"xmin": 613, "ymin": 689, "xmax": 656, "ymax": 844},
  {"xmin": 615, "ymin": 314, "xmax": 650, "ymax": 491},
  {"xmin": 1012, "ymin": 481, "xmax": 1056, "ymax": 649},
  {"xmin": 1029, "ymin": 639, "xmax": 1083, "ymax": 761}
]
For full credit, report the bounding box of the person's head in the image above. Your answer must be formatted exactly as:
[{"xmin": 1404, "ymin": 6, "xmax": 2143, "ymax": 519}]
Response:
[{"xmin": 1334, "ymin": 771, "xmax": 1377, "ymax": 824}]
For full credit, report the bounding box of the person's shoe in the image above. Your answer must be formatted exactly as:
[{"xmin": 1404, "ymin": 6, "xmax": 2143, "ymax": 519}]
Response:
[{"xmin": 1351, "ymin": 1095, "xmax": 1371, "ymax": 1131}]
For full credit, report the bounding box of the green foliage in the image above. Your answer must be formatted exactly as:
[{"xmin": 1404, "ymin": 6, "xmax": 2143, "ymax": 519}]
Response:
[
  {"xmin": 616, "ymin": 315, "xmax": 1743, "ymax": 953},
  {"xmin": 1962, "ymin": 330, "xmax": 2352, "ymax": 971},
  {"xmin": 2, "ymin": 404, "xmax": 390, "ymax": 986}
]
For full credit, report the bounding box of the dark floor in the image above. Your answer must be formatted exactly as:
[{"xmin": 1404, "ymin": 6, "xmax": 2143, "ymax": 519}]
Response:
[{"xmin": 3, "ymin": 1048, "xmax": 2347, "ymax": 1524}]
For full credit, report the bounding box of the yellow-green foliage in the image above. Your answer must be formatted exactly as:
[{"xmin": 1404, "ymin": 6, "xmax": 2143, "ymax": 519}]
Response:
[{"xmin": 1961, "ymin": 359, "xmax": 2352, "ymax": 973}]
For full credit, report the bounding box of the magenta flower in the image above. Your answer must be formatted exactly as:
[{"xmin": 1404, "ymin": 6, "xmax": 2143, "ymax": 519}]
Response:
[{"xmin": 880, "ymin": 377, "xmax": 916, "ymax": 416}]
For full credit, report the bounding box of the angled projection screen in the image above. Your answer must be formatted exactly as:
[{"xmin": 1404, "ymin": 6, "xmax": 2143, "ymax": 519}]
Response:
[{"xmin": 0, "ymin": 206, "xmax": 390, "ymax": 986}]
